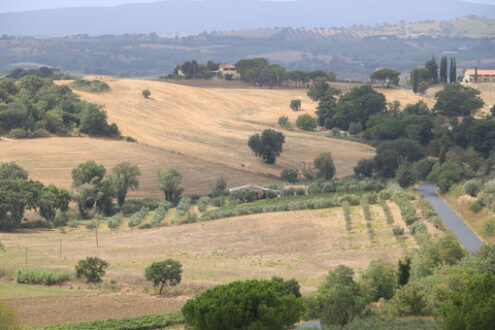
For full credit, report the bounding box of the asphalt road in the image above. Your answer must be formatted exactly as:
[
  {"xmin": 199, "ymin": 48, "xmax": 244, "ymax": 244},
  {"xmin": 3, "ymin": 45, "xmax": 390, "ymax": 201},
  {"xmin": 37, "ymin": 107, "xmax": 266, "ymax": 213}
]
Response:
[
  {"xmin": 418, "ymin": 184, "xmax": 484, "ymax": 253},
  {"xmin": 294, "ymin": 320, "xmax": 321, "ymax": 328}
]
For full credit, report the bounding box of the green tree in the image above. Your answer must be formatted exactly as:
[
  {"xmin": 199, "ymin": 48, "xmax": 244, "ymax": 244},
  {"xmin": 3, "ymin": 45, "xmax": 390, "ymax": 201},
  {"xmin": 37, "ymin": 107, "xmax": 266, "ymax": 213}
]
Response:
[
  {"xmin": 142, "ymin": 89, "xmax": 151, "ymax": 98},
  {"xmin": 248, "ymin": 129, "xmax": 285, "ymax": 164},
  {"xmin": 433, "ymin": 83, "xmax": 484, "ymax": 117},
  {"xmin": 354, "ymin": 159, "xmax": 374, "ymax": 178},
  {"xmin": 370, "ymin": 68, "xmax": 400, "ymax": 87},
  {"xmin": 389, "ymin": 282, "xmax": 429, "ymax": 316},
  {"xmin": 281, "ymin": 168, "xmax": 299, "ymax": 183},
  {"xmin": 0, "ymin": 179, "xmax": 43, "ymax": 230},
  {"xmin": 425, "ymin": 56, "xmax": 439, "ymax": 83},
  {"xmin": 290, "ymin": 99, "xmax": 301, "ymax": 111},
  {"xmin": 307, "ymin": 77, "xmax": 329, "ymax": 101},
  {"xmin": 38, "ymin": 184, "xmax": 70, "ymax": 222},
  {"xmin": 72, "ymin": 161, "xmax": 106, "ymax": 187},
  {"xmin": 439, "ymin": 274, "xmax": 495, "ymax": 330},
  {"xmin": 145, "ymin": 259, "xmax": 182, "ymax": 295},
  {"xmin": 272, "ymin": 276, "xmax": 301, "ymax": 298},
  {"xmin": 395, "ymin": 162, "xmax": 416, "ymax": 187},
  {"xmin": 440, "ymin": 56, "xmax": 448, "ymax": 83},
  {"xmin": 449, "ymin": 58, "xmax": 456, "ymax": 84},
  {"xmin": 75, "ymin": 257, "xmax": 108, "ymax": 283},
  {"xmin": 212, "ymin": 176, "xmax": 227, "ymax": 197},
  {"xmin": 0, "ymin": 162, "xmax": 28, "ymax": 180},
  {"xmin": 318, "ymin": 265, "xmax": 367, "ymax": 327},
  {"xmin": 112, "ymin": 162, "xmax": 141, "ymax": 207},
  {"xmin": 361, "ymin": 261, "xmax": 397, "ymax": 301},
  {"xmin": 182, "ymin": 279, "xmax": 304, "ymax": 330},
  {"xmin": 412, "ymin": 69, "xmax": 419, "ymax": 93},
  {"xmin": 314, "ymin": 152, "xmax": 336, "ymax": 180},
  {"xmin": 398, "ymin": 256, "xmax": 411, "ymax": 286},
  {"xmin": 296, "ymin": 114, "xmax": 317, "ymax": 131},
  {"xmin": 158, "ymin": 168, "xmax": 184, "ymax": 204}
]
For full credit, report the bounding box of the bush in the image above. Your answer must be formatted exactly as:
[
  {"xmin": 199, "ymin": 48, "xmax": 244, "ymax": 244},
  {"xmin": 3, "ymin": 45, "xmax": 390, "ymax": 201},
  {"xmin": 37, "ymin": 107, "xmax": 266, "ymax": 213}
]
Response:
[
  {"xmin": 128, "ymin": 207, "xmax": 149, "ymax": 227},
  {"xmin": 342, "ymin": 201, "xmax": 351, "ymax": 232},
  {"xmin": 185, "ymin": 210, "xmax": 198, "ymax": 224},
  {"xmin": 278, "ymin": 115, "xmax": 290, "ymax": 128},
  {"xmin": 296, "ymin": 114, "xmax": 317, "ymax": 131},
  {"xmin": 121, "ymin": 198, "xmax": 160, "ymax": 215},
  {"xmin": 302, "ymin": 295, "xmax": 319, "ymax": 321},
  {"xmin": 348, "ymin": 122, "xmax": 363, "ymax": 135},
  {"xmin": 150, "ymin": 202, "xmax": 170, "ymax": 226},
  {"xmin": 75, "ymin": 257, "xmax": 108, "ymax": 284},
  {"xmin": 142, "ymin": 89, "xmax": 151, "ymax": 98},
  {"xmin": 389, "ymin": 282, "xmax": 429, "ymax": 316},
  {"xmin": 482, "ymin": 218, "xmax": 495, "ymax": 237},
  {"xmin": 295, "ymin": 187, "xmax": 306, "ymax": 196},
  {"xmin": 265, "ymin": 190, "xmax": 278, "ymax": 199},
  {"xmin": 393, "ymin": 225, "xmax": 405, "ymax": 237},
  {"xmin": 290, "ymin": 99, "xmax": 302, "ymax": 111},
  {"xmin": 470, "ymin": 200, "xmax": 484, "ymax": 213},
  {"xmin": 85, "ymin": 220, "xmax": 99, "ymax": 230},
  {"xmin": 71, "ymin": 79, "xmax": 110, "ymax": 93},
  {"xmin": 280, "ymin": 168, "xmax": 299, "ymax": 183},
  {"xmin": 182, "ymin": 280, "xmax": 304, "ymax": 329},
  {"xmin": 67, "ymin": 219, "xmax": 79, "ymax": 228},
  {"xmin": 361, "ymin": 261, "xmax": 397, "ymax": 301},
  {"xmin": 211, "ymin": 197, "xmax": 224, "ymax": 207},
  {"xmin": 464, "ymin": 180, "xmax": 481, "ymax": 197},
  {"xmin": 197, "ymin": 196, "xmax": 210, "ymax": 213},
  {"xmin": 107, "ymin": 213, "xmax": 123, "ymax": 229},
  {"xmin": 14, "ymin": 267, "xmax": 70, "ymax": 286}
]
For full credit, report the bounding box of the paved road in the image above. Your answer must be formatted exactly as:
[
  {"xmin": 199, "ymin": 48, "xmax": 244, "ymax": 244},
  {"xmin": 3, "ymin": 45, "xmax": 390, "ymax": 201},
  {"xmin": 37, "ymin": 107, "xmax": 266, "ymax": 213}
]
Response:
[
  {"xmin": 294, "ymin": 320, "xmax": 321, "ymax": 328},
  {"xmin": 418, "ymin": 184, "xmax": 484, "ymax": 253}
]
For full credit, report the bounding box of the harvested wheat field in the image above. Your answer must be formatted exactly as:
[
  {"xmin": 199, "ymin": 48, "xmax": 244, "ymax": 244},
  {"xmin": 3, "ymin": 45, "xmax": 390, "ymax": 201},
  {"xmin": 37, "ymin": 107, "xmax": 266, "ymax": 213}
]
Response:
[
  {"xmin": 0, "ymin": 137, "xmax": 279, "ymax": 198},
  {"xmin": 0, "ymin": 206, "xmax": 416, "ymax": 294},
  {"xmin": 0, "ymin": 77, "xmax": 378, "ymax": 195}
]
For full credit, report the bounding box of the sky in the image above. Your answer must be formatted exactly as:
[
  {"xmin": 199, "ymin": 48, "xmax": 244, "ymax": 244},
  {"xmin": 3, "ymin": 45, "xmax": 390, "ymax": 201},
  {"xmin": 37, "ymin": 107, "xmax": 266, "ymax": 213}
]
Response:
[{"xmin": 0, "ymin": 0, "xmax": 494, "ymax": 13}]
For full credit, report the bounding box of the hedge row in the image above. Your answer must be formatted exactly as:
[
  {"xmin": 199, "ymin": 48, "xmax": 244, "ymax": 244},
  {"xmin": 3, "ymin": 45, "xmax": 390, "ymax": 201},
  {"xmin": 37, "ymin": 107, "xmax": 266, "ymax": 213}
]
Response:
[
  {"xmin": 128, "ymin": 207, "xmax": 149, "ymax": 227},
  {"xmin": 27, "ymin": 311, "xmax": 184, "ymax": 330},
  {"xmin": 417, "ymin": 198, "xmax": 444, "ymax": 230}
]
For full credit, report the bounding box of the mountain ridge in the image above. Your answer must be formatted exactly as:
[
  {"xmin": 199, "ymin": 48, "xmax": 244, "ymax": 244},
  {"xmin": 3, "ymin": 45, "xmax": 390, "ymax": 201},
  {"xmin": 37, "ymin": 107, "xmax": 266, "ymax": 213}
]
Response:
[{"xmin": 0, "ymin": 0, "xmax": 494, "ymax": 36}]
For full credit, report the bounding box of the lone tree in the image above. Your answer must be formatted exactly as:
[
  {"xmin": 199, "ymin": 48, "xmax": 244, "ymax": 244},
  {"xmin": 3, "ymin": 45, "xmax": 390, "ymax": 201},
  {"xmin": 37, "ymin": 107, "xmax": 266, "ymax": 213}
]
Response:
[
  {"xmin": 290, "ymin": 99, "xmax": 302, "ymax": 111},
  {"xmin": 370, "ymin": 68, "xmax": 400, "ymax": 87},
  {"xmin": 158, "ymin": 168, "xmax": 184, "ymax": 205},
  {"xmin": 248, "ymin": 129, "xmax": 285, "ymax": 164},
  {"xmin": 112, "ymin": 162, "xmax": 141, "ymax": 207},
  {"xmin": 75, "ymin": 256, "xmax": 108, "ymax": 283},
  {"xmin": 145, "ymin": 259, "xmax": 182, "ymax": 295},
  {"xmin": 314, "ymin": 152, "xmax": 336, "ymax": 180},
  {"xmin": 182, "ymin": 280, "xmax": 304, "ymax": 329},
  {"xmin": 142, "ymin": 89, "xmax": 151, "ymax": 99}
]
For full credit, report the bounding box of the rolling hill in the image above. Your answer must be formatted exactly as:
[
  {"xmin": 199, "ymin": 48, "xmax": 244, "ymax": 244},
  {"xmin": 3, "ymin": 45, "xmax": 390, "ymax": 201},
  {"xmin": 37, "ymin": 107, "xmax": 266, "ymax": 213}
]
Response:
[{"xmin": 1, "ymin": 78, "xmax": 379, "ymax": 196}]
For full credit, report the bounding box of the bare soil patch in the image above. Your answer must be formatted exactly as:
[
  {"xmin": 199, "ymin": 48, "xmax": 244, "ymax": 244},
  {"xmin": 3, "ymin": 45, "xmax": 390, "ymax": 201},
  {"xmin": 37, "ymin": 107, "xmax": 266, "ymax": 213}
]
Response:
[{"xmin": 5, "ymin": 293, "xmax": 186, "ymax": 327}]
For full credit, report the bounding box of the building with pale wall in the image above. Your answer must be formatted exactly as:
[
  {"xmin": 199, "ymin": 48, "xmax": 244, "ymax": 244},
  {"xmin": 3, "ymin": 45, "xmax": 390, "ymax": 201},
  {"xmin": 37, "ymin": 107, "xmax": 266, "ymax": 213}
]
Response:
[{"xmin": 463, "ymin": 69, "xmax": 495, "ymax": 83}]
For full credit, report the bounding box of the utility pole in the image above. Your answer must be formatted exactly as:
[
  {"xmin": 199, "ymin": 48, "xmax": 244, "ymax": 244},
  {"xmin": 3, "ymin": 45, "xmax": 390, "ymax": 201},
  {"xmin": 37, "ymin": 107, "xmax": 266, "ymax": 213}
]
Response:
[
  {"xmin": 95, "ymin": 225, "xmax": 99, "ymax": 248},
  {"xmin": 25, "ymin": 247, "xmax": 28, "ymax": 267},
  {"xmin": 59, "ymin": 234, "xmax": 62, "ymax": 259},
  {"xmin": 193, "ymin": 63, "xmax": 196, "ymax": 80}
]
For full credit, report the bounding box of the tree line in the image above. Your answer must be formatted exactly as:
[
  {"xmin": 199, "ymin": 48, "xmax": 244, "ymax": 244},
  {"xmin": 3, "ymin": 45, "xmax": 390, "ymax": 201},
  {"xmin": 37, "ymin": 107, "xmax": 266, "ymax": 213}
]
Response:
[{"xmin": 0, "ymin": 73, "xmax": 120, "ymax": 138}]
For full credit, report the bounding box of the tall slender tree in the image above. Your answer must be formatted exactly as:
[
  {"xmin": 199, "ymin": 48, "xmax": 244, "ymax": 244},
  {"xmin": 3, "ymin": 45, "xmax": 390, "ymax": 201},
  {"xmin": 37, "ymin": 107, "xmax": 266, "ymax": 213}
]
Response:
[
  {"xmin": 412, "ymin": 70, "xmax": 419, "ymax": 93},
  {"xmin": 425, "ymin": 56, "xmax": 438, "ymax": 84},
  {"xmin": 453, "ymin": 58, "xmax": 457, "ymax": 83},
  {"xmin": 440, "ymin": 56, "xmax": 448, "ymax": 83},
  {"xmin": 475, "ymin": 66, "xmax": 478, "ymax": 83},
  {"xmin": 449, "ymin": 58, "xmax": 455, "ymax": 84}
]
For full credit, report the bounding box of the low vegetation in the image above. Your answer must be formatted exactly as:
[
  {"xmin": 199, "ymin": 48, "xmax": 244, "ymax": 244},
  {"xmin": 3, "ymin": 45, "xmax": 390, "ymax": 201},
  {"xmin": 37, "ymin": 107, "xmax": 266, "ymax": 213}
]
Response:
[
  {"xmin": 14, "ymin": 268, "xmax": 70, "ymax": 286},
  {"xmin": 28, "ymin": 311, "xmax": 184, "ymax": 330},
  {"xmin": 71, "ymin": 79, "xmax": 110, "ymax": 93}
]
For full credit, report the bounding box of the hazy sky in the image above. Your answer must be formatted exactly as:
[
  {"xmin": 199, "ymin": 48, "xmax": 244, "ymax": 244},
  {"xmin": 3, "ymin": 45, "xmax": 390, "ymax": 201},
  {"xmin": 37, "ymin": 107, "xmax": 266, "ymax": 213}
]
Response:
[{"xmin": 1, "ymin": 0, "xmax": 494, "ymax": 13}]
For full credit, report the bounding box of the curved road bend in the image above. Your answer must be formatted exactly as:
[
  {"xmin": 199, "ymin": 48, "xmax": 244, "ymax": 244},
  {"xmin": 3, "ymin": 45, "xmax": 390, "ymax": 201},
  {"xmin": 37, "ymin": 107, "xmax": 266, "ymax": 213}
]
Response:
[{"xmin": 418, "ymin": 184, "xmax": 484, "ymax": 253}]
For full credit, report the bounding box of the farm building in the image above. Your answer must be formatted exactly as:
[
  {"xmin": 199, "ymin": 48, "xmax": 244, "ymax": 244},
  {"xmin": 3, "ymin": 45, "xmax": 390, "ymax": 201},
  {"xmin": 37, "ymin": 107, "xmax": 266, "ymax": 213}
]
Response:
[
  {"xmin": 463, "ymin": 69, "xmax": 495, "ymax": 83},
  {"xmin": 212, "ymin": 64, "xmax": 240, "ymax": 80},
  {"xmin": 229, "ymin": 184, "xmax": 267, "ymax": 200}
]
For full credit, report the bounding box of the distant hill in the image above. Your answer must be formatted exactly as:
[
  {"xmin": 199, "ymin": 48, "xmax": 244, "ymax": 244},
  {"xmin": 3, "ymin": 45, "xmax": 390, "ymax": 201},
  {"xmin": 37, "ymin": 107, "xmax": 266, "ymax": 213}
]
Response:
[{"xmin": 0, "ymin": 0, "xmax": 494, "ymax": 36}]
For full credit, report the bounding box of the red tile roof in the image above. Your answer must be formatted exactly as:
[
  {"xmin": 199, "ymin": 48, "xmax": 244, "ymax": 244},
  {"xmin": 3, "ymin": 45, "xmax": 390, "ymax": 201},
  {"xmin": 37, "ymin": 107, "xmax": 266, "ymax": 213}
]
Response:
[{"xmin": 465, "ymin": 69, "xmax": 495, "ymax": 76}]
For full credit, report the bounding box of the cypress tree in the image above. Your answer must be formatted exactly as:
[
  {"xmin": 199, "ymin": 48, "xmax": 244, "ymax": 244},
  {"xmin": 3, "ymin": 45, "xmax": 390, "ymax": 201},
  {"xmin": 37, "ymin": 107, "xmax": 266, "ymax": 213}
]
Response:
[
  {"xmin": 475, "ymin": 66, "xmax": 478, "ymax": 83},
  {"xmin": 449, "ymin": 58, "xmax": 454, "ymax": 84},
  {"xmin": 440, "ymin": 56, "xmax": 448, "ymax": 83},
  {"xmin": 412, "ymin": 69, "xmax": 419, "ymax": 93},
  {"xmin": 453, "ymin": 58, "xmax": 457, "ymax": 83}
]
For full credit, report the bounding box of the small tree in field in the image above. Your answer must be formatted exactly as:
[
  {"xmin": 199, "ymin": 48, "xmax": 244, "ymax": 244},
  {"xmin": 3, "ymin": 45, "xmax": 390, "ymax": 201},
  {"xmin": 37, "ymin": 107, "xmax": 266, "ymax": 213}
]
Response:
[
  {"xmin": 290, "ymin": 99, "xmax": 302, "ymax": 111},
  {"xmin": 75, "ymin": 256, "xmax": 108, "ymax": 283},
  {"xmin": 142, "ymin": 89, "xmax": 151, "ymax": 99},
  {"xmin": 158, "ymin": 168, "xmax": 184, "ymax": 205},
  {"xmin": 314, "ymin": 152, "xmax": 335, "ymax": 180},
  {"xmin": 248, "ymin": 129, "xmax": 285, "ymax": 164},
  {"xmin": 278, "ymin": 115, "xmax": 289, "ymax": 128},
  {"xmin": 145, "ymin": 259, "xmax": 182, "ymax": 295},
  {"xmin": 281, "ymin": 168, "xmax": 299, "ymax": 184}
]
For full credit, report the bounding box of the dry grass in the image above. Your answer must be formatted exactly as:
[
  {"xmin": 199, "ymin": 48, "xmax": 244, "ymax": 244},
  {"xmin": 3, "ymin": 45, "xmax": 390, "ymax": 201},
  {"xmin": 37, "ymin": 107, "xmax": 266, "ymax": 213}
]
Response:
[
  {"xmin": 0, "ymin": 77, "xmax": 377, "ymax": 196},
  {"xmin": 0, "ymin": 206, "xmax": 415, "ymax": 294}
]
